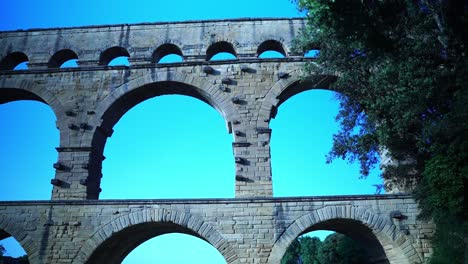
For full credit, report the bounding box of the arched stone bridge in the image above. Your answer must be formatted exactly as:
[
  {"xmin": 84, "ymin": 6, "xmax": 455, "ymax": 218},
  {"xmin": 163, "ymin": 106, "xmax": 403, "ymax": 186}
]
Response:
[{"xmin": 0, "ymin": 18, "xmax": 433, "ymax": 263}]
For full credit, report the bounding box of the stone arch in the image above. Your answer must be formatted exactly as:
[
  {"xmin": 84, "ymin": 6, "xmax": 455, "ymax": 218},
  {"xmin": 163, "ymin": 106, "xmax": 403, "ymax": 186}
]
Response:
[
  {"xmin": 206, "ymin": 41, "xmax": 238, "ymax": 61},
  {"xmin": 258, "ymin": 73, "xmax": 337, "ymax": 126},
  {"xmin": 268, "ymin": 205, "xmax": 421, "ymax": 264},
  {"xmin": 48, "ymin": 49, "xmax": 79, "ymax": 68},
  {"xmin": 84, "ymin": 70, "xmax": 236, "ymax": 199},
  {"xmin": 89, "ymin": 70, "xmax": 232, "ymax": 143},
  {"xmin": 74, "ymin": 208, "xmax": 239, "ymax": 264},
  {"xmin": 257, "ymin": 39, "xmax": 287, "ymax": 57},
  {"xmin": 0, "ymin": 52, "xmax": 29, "ymax": 70},
  {"xmin": 0, "ymin": 214, "xmax": 40, "ymax": 263},
  {"xmin": 255, "ymin": 35, "xmax": 289, "ymax": 53},
  {"xmin": 98, "ymin": 46, "xmax": 130, "ymax": 66},
  {"xmin": 152, "ymin": 43, "xmax": 184, "ymax": 63},
  {"xmin": 0, "ymin": 81, "xmax": 65, "ymax": 130}
]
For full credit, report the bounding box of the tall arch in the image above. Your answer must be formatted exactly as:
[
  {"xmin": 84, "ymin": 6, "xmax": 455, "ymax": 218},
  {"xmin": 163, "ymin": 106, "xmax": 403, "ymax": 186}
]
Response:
[
  {"xmin": 0, "ymin": 214, "xmax": 40, "ymax": 263},
  {"xmin": 0, "ymin": 85, "xmax": 64, "ymax": 201},
  {"xmin": 0, "ymin": 82, "xmax": 65, "ymax": 141},
  {"xmin": 83, "ymin": 71, "xmax": 236, "ymax": 199},
  {"xmin": 74, "ymin": 208, "xmax": 239, "ymax": 264},
  {"xmin": 268, "ymin": 205, "xmax": 421, "ymax": 264},
  {"xmin": 89, "ymin": 72, "xmax": 231, "ymax": 149},
  {"xmin": 258, "ymin": 73, "xmax": 337, "ymax": 126}
]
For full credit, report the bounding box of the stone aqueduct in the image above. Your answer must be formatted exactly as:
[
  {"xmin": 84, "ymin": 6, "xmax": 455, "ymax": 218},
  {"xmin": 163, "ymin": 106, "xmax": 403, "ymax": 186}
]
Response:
[{"xmin": 0, "ymin": 18, "xmax": 433, "ymax": 263}]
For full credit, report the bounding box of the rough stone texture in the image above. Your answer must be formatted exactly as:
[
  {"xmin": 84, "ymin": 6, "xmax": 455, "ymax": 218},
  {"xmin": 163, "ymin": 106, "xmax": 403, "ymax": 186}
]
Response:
[
  {"xmin": 0, "ymin": 18, "xmax": 434, "ymax": 263},
  {"xmin": 0, "ymin": 196, "xmax": 434, "ymax": 264}
]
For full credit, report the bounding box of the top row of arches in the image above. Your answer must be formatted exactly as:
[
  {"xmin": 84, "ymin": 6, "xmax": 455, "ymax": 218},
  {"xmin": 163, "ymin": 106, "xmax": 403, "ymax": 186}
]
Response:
[{"xmin": 0, "ymin": 40, "xmax": 320, "ymax": 70}]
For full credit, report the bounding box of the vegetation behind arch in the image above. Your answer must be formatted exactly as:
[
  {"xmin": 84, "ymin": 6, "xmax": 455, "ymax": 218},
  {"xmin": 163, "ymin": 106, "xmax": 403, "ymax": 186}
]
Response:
[{"xmin": 293, "ymin": 1, "xmax": 466, "ymax": 263}]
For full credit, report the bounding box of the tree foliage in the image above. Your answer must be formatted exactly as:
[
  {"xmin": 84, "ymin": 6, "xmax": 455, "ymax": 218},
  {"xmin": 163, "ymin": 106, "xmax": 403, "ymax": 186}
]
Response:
[
  {"xmin": 300, "ymin": 236, "xmax": 321, "ymax": 264},
  {"xmin": 282, "ymin": 238, "xmax": 302, "ymax": 264},
  {"xmin": 293, "ymin": 0, "xmax": 466, "ymax": 263},
  {"xmin": 317, "ymin": 234, "xmax": 370, "ymax": 264},
  {"xmin": 281, "ymin": 234, "xmax": 369, "ymax": 264}
]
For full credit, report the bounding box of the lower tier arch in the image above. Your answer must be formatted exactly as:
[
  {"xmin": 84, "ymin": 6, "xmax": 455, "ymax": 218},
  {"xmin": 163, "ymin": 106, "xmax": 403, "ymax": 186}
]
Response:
[
  {"xmin": 268, "ymin": 205, "xmax": 422, "ymax": 264},
  {"xmin": 74, "ymin": 208, "xmax": 239, "ymax": 264}
]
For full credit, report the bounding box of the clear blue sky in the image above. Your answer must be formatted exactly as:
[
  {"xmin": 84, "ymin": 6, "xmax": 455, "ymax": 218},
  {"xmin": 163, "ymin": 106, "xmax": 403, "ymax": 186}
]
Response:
[{"xmin": 0, "ymin": 0, "xmax": 383, "ymax": 262}]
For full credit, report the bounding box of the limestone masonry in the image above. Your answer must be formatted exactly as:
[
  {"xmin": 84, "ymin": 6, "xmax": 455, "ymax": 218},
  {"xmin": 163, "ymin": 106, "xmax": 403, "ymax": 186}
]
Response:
[{"xmin": 0, "ymin": 18, "xmax": 433, "ymax": 263}]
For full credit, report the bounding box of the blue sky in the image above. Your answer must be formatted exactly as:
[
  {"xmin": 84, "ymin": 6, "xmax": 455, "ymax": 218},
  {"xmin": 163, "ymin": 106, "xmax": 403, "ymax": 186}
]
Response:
[{"xmin": 0, "ymin": 0, "xmax": 383, "ymax": 262}]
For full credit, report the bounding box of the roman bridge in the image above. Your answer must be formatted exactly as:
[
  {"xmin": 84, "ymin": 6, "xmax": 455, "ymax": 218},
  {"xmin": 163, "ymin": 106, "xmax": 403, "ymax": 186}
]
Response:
[{"xmin": 0, "ymin": 18, "xmax": 433, "ymax": 263}]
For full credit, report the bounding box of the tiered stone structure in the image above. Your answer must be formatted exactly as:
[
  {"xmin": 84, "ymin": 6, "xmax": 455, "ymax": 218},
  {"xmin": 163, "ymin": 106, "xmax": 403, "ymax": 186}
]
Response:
[{"xmin": 0, "ymin": 18, "xmax": 433, "ymax": 263}]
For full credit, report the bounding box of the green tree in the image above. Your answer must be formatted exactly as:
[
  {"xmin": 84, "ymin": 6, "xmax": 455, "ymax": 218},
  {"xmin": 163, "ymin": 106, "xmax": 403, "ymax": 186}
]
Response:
[
  {"xmin": 317, "ymin": 233, "xmax": 369, "ymax": 264},
  {"xmin": 293, "ymin": 0, "xmax": 466, "ymax": 263},
  {"xmin": 299, "ymin": 236, "xmax": 321, "ymax": 264},
  {"xmin": 281, "ymin": 238, "xmax": 302, "ymax": 264},
  {"xmin": 282, "ymin": 234, "xmax": 369, "ymax": 263}
]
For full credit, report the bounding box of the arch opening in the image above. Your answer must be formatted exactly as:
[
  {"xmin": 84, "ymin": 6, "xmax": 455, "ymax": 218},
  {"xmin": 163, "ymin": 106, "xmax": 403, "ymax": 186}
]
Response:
[
  {"xmin": 257, "ymin": 40, "xmax": 287, "ymax": 58},
  {"xmin": 0, "ymin": 52, "xmax": 28, "ymax": 70},
  {"xmin": 99, "ymin": 46, "xmax": 130, "ymax": 66},
  {"xmin": 48, "ymin": 49, "xmax": 78, "ymax": 68},
  {"xmin": 123, "ymin": 233, "xmax": 227, "ymax": 263},
  {"xmin": 94, "ymin": 81, "xmax": 233, "ymax": 199},
  {"xmin": 0, "ymin": 232, "xmax": 29, "ymax": 263},
  {"xmin": 158, "ymin": 54, "xmax": 183, "ymax": 63},
  {"xmin": 271, "ymin": 212, "xmax": 405, "ymax": 264},
  {"xmin": 86, "ymin": 221, "xmax": 228, "ymax": 264},
  {"xmin": 14, "ymin": 62, "xmax": 29, "ymax": 70},
  {"xmin": 98, "ymin": 81, "xmax": 223, "ymax": 130},
  {"xmin": 206, "ymin": 41, "xmax": 237, "ymax": 61},
  {"xmin": 153, "ymin": 43, "xmax": 184, "ymax": 63},
  {"xmin": 60, "ymin": 59, "xmax": 78, "ymax": 68},
  {"xmin": 0, "ymin": 89, "xmax": 58, "ymax": 200},
  {"xmin": 270, "ymin": 89, "xmax": 383, "ymax": 197},
  {"xmin": 304, "ymin": 49, "xmax": 320, "ymax": 58},
  {"xmin": 108, "ymin": 56, "xmax": 130, "ymax": 66},
  {"xmin": 100, "ymin": 94, "xmax": 234, "ymax": 199},
  {"xmin": 258, "ymin": 50, "xmax": 285, "ymax": 59},
  {"xmin": 281, "ymin": 228, "xmax": 380, "ymax": 264}
]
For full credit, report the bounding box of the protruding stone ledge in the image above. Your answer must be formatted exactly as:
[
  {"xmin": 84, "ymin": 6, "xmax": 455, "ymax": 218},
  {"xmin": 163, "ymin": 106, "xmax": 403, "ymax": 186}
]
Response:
[
  {"xmin": 0, "ymin": 58, "xmax": 313, "ymax": 75},
  {"xmin": 56, "ymin": 147, "xmax": 94, "ymax": 152},
  {"xmin": 0, "ymin": 194, "xmax": 414, "ymax": 206}
]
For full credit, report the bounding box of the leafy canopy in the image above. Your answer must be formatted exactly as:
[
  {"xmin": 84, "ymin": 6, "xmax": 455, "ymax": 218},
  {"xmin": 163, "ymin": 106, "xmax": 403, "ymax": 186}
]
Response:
[
  {"xmin": 281, "ymin": 234, "xmax": 369, "ymax": 264},
  {"xmin": 293, "ymin": 0, "xmax": 466, "ymax": 263}
]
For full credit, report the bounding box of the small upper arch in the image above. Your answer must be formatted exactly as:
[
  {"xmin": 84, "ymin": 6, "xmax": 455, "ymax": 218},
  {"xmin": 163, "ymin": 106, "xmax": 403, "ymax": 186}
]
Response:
[
  {"xmin": 257, "ymin": 39, "xmax": 287, "ymax": 58},
  {"xmin": 48, "ymin": 49, "xmax": 79, "ymax": 68},
  {"xmin": 206, "ymin": 41, "xmax": 237, "ymax": 61},
  {"xmin": 0, "ymin": 52, "xmax": 29, "ymax": 70},
  {"xmin": 99, "ymin": 46, "xmax": 130, "ymax": 66},
  {"xmin": 152, "ymin": 43, "xmax": 184, "ymax": 63}
]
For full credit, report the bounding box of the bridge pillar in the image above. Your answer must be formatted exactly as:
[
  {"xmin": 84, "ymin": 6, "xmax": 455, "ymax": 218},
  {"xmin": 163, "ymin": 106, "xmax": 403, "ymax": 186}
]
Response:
[
  {"xmin": 232, "ymin": 120, "xmax": 273, "ymax": 197},
  {"xmin": 51, "ymin": 147, "xmax": 101, "ymax": 200},
  {"xmin": 233, "ymin": 131, "xmax": 273, "ymax": 197}
]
